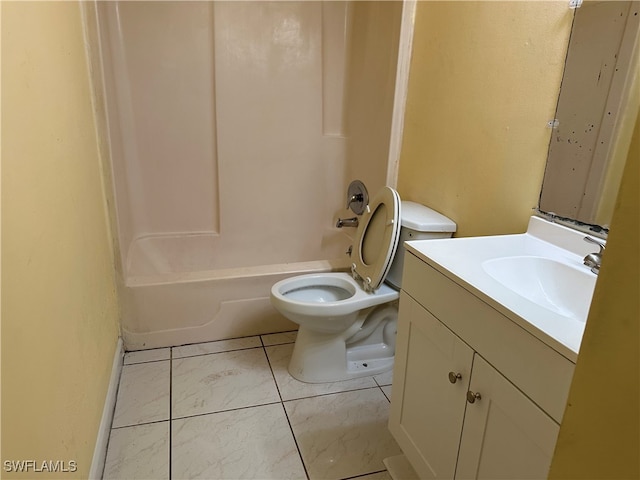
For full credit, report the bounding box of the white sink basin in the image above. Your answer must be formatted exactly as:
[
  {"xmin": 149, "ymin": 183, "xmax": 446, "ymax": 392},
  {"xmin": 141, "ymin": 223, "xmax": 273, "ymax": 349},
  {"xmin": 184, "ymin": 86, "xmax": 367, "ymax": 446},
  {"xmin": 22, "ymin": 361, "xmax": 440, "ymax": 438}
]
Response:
[
  {"xmin": 404, "ymin": 216, "xmax": 603, "ymax": 360},
  {"xmin": 482, "ymin": 256, "xmax": 596, "ymax": 322}
]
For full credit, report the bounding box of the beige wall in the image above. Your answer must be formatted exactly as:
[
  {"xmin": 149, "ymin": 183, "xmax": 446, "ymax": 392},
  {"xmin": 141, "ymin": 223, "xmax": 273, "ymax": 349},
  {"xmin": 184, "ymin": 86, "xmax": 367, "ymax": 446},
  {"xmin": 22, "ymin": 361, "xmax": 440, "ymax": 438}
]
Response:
[
  {"xmin": 397, "ymin": 1, "xmax": 572, "ymax": 237},
  {"xmin": 1, "ymin": 2, "xmax": 120, "ymax": 478},
  {"xmin": 549, "ymin": 106, "xmax": 639, "ymax": 479},
  {"xmin": 398, "ymin": 2, "xmax": 639, "ymax": 475}
]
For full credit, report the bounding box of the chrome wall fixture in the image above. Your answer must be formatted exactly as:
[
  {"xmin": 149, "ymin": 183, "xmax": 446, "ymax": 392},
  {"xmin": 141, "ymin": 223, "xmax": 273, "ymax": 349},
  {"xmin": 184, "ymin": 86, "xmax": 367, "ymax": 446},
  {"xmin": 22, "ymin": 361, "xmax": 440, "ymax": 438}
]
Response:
[
  {"xmin": 345, "ymin": 180, "xmax": 368, "ymax": 215},
  {"xmin": 337, "ymin": 180, "xmax": 369, "ymax": 229}
]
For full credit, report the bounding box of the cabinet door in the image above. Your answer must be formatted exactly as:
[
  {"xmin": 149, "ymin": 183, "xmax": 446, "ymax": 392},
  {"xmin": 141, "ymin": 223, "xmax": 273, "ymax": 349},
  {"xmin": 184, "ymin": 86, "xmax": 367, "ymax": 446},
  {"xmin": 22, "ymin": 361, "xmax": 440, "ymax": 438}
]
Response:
[
  {"xmin": 389, "ymin": 293, "xmax": 474, "ymax": 479},
  {"xmin": 456, "ymin": 355, "xmax": 560, "ymax": 480}
]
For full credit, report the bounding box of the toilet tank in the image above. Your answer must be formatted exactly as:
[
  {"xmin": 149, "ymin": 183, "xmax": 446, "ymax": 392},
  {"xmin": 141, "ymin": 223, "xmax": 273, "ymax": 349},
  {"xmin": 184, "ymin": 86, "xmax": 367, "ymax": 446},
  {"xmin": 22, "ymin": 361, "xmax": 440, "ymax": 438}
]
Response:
[{"xmin": 385, "ymin": 201, "xmax": 457, "ymax": 290}]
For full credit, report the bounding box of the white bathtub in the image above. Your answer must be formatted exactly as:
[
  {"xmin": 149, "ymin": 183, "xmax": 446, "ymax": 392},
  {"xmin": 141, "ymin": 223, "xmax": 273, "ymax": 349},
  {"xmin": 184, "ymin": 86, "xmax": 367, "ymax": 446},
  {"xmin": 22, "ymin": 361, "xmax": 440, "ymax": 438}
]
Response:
[{"xmin": 121, "ymin": 235, "xmax": 350, "ymax": 350}]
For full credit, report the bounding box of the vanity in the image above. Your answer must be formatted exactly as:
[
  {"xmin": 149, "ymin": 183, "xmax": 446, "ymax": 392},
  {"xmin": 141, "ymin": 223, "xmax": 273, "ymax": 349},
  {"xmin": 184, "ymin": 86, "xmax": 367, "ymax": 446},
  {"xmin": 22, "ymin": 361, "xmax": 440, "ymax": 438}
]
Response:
[{"xmin": 388, "ymin": 216, "xmax": 599, "ymax": 479}]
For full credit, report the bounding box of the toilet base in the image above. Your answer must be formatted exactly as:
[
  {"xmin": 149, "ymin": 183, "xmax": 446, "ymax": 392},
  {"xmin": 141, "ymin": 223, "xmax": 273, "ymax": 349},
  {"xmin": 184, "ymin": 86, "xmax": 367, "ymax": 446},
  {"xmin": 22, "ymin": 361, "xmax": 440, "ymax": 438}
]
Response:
[{"xmin": 287, "ymin": 304, "xmax": 397, "ymax": 383}]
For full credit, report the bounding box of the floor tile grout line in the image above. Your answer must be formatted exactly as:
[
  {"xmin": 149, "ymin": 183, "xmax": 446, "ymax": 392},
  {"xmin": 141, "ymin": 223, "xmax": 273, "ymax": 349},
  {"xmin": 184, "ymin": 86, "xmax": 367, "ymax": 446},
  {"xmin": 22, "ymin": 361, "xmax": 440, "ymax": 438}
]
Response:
[
  {"xmin": 172, "ymin": 400, "xmax": 284, "ymax": 423},
  {"xmin": 341, "ymin": 469, "xmax": 388, "ymax": 480},
  {"xmin": 123, "ymin": 358, "xmax": 171, "ymax": 367},
  {"xmin": 373, "ymin": 374, "xmax": 393, "ymax": 389},
  {"xmin": 262, "ymin": 344, "xmax": 310, "ymax": 480},
  {"xmin": 111, "ymin": 418, "xmax": 171, "ymax": 430},
  {"xmin": 135, "ymin": 329, "xmax": 299, "ymax": 353},
  {"xmin": 263, "ymin": 341, "xmax": 296, "ymax": 347},
  {"xmin": 281, "ymin": 385, "xmax": 387, "ymax": 404},
  {"xmin": 262, "ymin": 345, "xmax": 284, "ymax": 404},
  {"xmin": 379, "ymin": 385, "xmax": 392, "ymax": 403},
  {"xmin": 172, "ymin": 333, "xmax": 262, "ymax": 348},
  {"xmin": 280, "ymin": 402, "xmax": 311, "ymax": 480},
  {"xmin": 172, "ymin": 345, "xmax": 264, "ymax": 361},
  {"xmin": 124, "ymin": 336, "xmax": 298, "ymax": 360},
  {"xmin": 124, "ymin": 346, "xmax": 171, "ymax": 354},
  {"xmin": 170, "ymin": 340, "xmax": 296, "ymax": 361}
]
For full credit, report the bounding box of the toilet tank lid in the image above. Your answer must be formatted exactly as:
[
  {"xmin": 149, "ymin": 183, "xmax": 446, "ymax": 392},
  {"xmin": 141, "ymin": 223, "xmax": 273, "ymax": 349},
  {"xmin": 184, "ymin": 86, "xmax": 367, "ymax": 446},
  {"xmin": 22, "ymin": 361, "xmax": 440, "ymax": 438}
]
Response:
[{"xmin": 401, "ymin": 201, "xmax": 457, "ymax": 232}]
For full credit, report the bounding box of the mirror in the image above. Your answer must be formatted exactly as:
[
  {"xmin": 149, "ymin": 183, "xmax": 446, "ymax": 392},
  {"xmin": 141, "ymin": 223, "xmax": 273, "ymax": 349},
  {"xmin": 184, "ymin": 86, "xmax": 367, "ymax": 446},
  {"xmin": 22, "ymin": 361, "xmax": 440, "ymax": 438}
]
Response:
[{"xmin": 539, "ymin": 1, "xmax": 639, "ymax": 230}]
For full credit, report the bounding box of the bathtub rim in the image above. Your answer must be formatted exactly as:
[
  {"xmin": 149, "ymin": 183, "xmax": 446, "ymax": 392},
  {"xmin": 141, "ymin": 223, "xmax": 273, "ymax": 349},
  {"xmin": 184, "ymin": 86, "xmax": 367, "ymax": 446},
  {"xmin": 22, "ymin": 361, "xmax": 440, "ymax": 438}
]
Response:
[{"xmin": 125, "ymin": 258, "xmax": 351, "ymax": 287}]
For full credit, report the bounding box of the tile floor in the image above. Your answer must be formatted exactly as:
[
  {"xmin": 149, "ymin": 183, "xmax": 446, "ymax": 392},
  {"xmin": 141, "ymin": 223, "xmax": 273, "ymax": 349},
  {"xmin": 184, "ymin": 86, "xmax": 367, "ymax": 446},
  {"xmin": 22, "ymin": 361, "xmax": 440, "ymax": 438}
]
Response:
[{"xmin": 103, "ymin": 331, "xmax": 400, "ymax": 480}]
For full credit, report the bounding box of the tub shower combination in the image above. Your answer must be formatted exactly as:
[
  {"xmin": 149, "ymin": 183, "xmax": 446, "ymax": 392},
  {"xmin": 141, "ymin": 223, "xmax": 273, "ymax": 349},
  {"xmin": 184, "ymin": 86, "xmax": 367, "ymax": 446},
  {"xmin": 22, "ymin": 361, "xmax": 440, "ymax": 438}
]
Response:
[{"xmin": 92, "ymin": 1, "xmax": 406, "ymax": 349}]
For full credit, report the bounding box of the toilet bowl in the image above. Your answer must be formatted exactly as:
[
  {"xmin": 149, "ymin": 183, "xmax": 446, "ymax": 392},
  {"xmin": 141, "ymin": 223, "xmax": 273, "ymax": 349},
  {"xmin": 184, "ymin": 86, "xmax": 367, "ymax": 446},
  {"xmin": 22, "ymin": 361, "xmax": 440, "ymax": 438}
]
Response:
[
  {"xmin": 271, "ymin": 273, "xmax": 399, "ymax": 333},
  {"xmin": 270, "ymin": 186, "xmax": 456, "ymax": 383}
]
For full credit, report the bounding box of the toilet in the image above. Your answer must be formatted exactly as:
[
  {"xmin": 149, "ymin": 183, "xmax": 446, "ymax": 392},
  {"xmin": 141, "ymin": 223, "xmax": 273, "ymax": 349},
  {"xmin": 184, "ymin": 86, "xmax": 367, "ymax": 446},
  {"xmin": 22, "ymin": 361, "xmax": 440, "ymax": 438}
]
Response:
[{"xmin": 270, "ymin": 186, "xmax": 456, "ymax": 383}]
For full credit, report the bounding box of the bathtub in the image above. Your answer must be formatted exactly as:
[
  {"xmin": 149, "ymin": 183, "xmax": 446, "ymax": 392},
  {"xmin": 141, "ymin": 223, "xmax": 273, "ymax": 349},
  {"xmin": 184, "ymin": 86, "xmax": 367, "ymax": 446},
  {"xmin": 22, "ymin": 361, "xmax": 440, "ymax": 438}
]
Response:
[{"xmin": 120, "ymin": 234, "xmax": 350, "ymax": 350}]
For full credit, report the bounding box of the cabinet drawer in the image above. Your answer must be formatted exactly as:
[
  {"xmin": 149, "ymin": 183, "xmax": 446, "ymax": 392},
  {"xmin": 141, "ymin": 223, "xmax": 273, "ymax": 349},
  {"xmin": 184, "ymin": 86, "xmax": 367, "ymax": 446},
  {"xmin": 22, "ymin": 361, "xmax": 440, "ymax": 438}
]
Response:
[{"xmin": 402, "ymin": 252, "xmax": 574, "ymax": 423}]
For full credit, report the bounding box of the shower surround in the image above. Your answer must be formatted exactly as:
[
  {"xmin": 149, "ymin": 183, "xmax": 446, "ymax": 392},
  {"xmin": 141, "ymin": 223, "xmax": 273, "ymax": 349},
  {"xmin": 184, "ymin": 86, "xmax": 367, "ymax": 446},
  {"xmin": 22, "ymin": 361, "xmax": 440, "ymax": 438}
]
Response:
[{"xmin": 92, "ymin": 1, "xmax": 403, "ymax": 349}]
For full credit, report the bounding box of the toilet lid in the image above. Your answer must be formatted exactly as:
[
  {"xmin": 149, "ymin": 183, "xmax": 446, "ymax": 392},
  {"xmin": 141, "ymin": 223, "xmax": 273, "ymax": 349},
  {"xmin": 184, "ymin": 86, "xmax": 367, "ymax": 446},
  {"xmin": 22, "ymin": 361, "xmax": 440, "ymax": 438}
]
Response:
[{"xmin": 352, "ymin": 186, "xmax": 401, "ymax": 292}]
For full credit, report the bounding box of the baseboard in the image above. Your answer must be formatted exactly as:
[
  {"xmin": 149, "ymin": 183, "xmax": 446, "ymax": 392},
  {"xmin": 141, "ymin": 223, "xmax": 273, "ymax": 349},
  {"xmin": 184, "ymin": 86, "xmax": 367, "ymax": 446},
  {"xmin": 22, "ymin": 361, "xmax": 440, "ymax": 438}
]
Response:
[{"xmin": 89, "ymin": 337, "xmax": 124, "ymax": 480}]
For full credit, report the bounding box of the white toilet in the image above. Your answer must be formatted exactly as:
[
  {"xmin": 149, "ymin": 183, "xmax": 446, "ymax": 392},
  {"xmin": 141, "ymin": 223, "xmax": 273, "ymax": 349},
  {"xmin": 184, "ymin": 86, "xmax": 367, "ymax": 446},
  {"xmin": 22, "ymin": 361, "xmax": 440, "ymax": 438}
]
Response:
[{"xmin": 270, "ymin": 186, "xmax": 456, "ymax": 383}]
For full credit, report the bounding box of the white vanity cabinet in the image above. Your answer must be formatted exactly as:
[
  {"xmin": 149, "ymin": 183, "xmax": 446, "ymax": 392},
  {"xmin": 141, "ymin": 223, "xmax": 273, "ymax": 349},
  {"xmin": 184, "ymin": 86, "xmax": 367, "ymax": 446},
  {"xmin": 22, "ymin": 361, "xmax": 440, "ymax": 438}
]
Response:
[{"xmin": 389, "ymin": 252, "xmax": 575, "ymax": 479}]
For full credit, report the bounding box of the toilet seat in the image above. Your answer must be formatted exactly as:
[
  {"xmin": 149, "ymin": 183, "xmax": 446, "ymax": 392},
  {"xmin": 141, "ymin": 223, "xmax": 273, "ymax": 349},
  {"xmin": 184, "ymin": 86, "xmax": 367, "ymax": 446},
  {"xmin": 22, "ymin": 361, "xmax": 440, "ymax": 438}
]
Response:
[{"xmin": 352, "ymin": 186, "xmax": 401, "ymax": 292}]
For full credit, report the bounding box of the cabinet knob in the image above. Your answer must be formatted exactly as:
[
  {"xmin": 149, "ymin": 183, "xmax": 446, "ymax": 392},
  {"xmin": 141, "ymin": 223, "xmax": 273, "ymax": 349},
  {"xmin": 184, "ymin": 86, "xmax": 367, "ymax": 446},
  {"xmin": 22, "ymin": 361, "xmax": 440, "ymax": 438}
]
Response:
[
  {"xmin": 448, "ymin": 372, "xmax": 462, "ymax": 384},
  {"xmin": 467, "ymin": 390, "xmax": 482, "ymax": 403}
]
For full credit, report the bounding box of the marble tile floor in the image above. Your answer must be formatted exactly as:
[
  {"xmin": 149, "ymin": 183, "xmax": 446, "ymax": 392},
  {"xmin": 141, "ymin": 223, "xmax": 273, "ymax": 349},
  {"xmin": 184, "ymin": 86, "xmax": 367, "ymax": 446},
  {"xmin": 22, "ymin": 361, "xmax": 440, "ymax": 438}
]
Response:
[{"xmin": 103, "ymin": 331, "xmax": 400, "ymax": 480}]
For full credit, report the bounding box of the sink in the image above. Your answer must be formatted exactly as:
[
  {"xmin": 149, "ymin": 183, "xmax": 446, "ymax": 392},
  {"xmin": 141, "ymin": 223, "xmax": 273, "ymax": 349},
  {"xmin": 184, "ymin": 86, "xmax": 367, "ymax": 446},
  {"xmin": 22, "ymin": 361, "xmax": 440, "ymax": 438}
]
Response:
[
  {"xmin": 482, "ymin": 256, "xmax": 596, "ymax": 322},
  {"xmin": 403, "ymin": 216, "xmax": 604, "ymax": 359}
]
